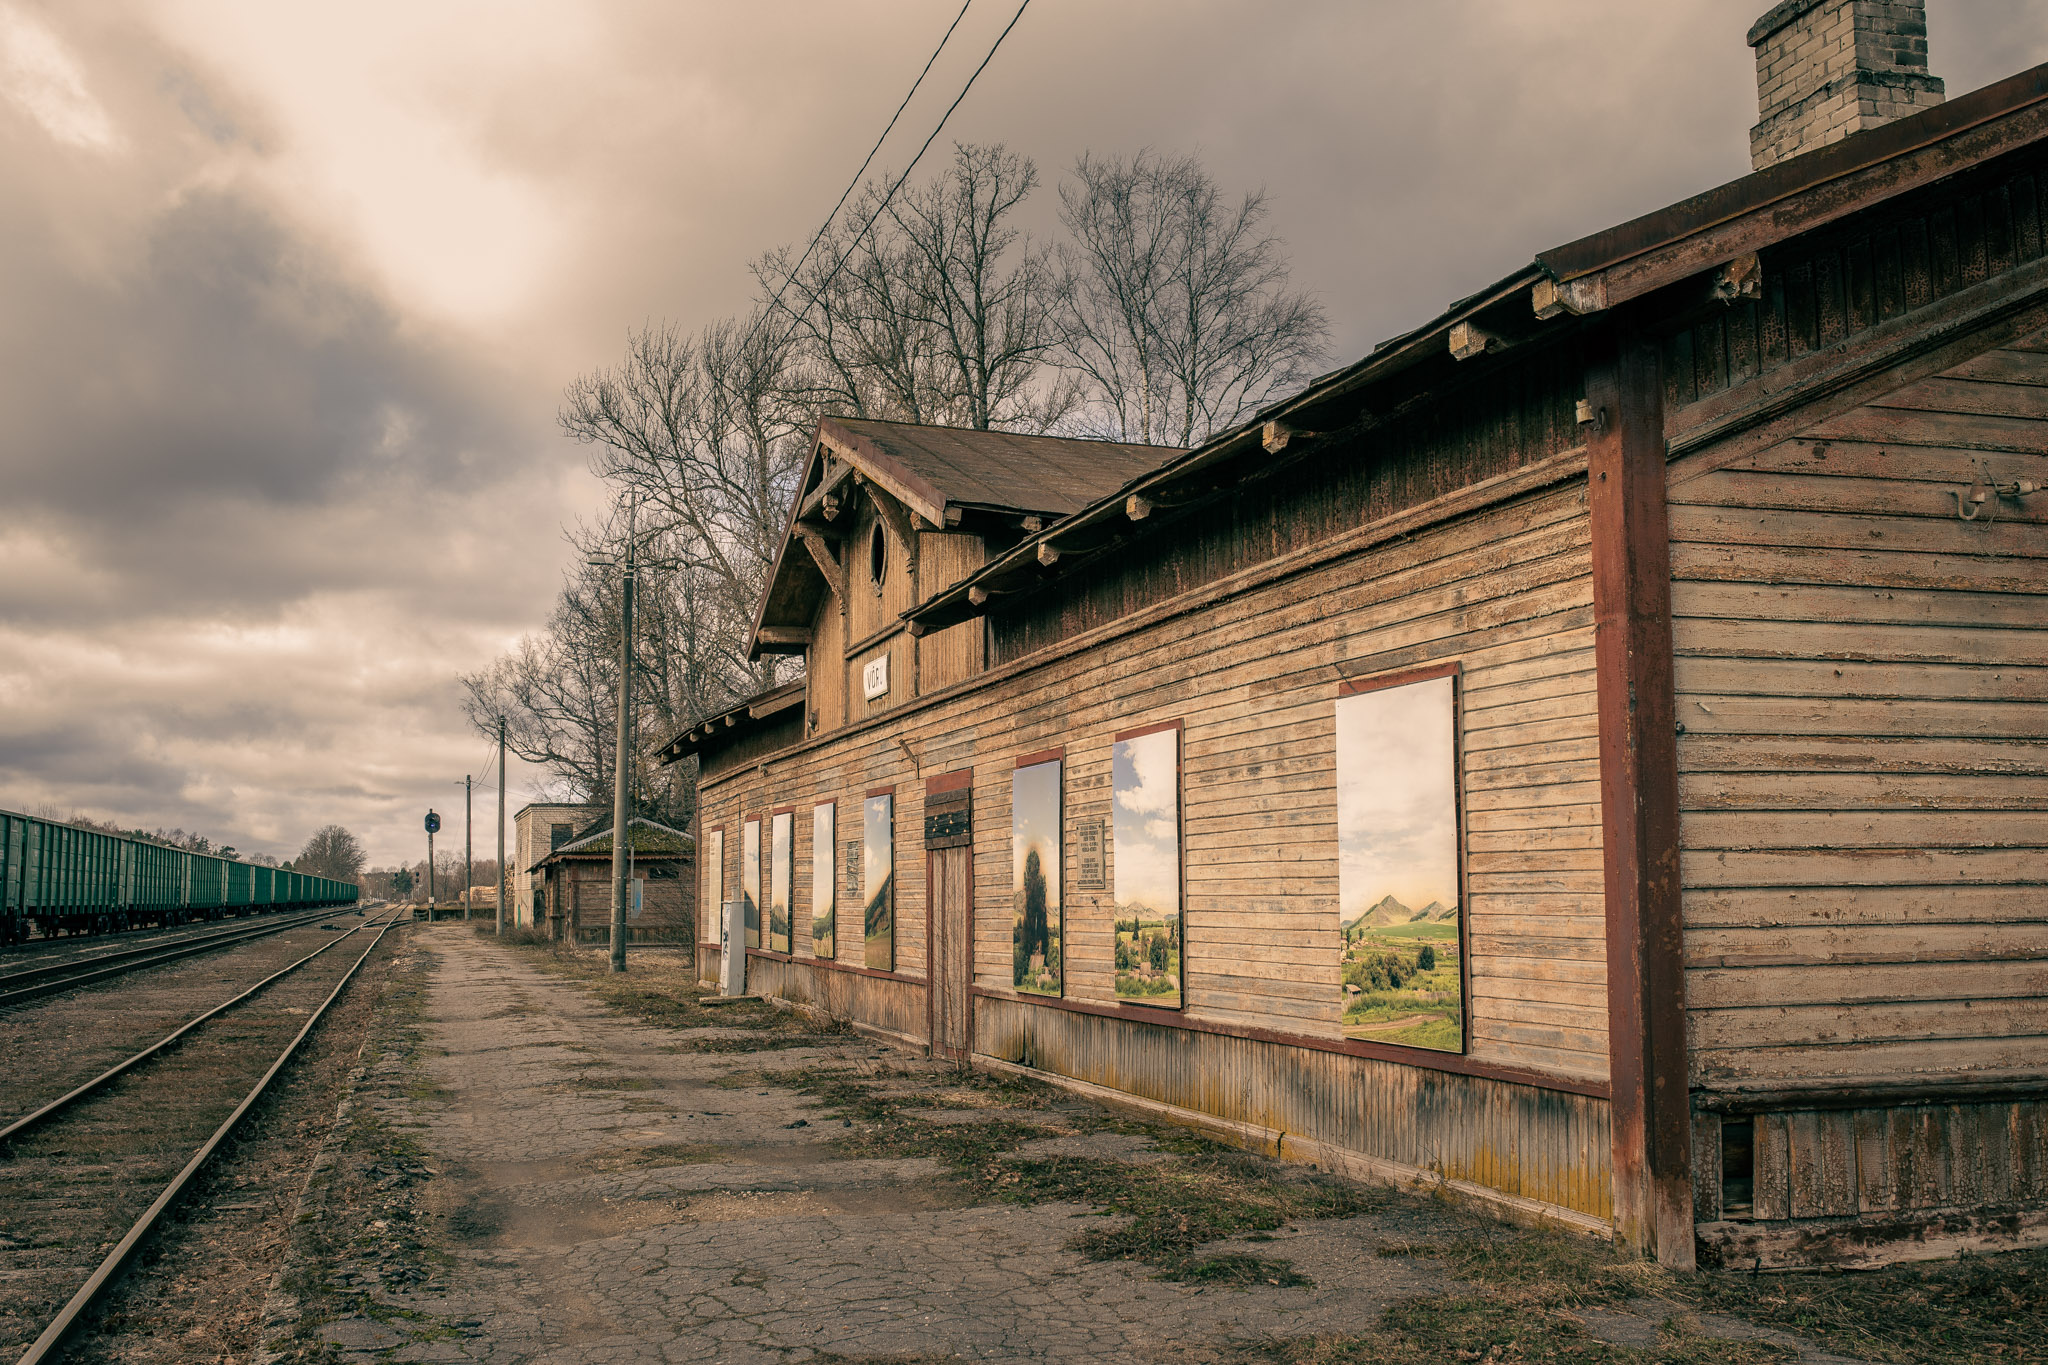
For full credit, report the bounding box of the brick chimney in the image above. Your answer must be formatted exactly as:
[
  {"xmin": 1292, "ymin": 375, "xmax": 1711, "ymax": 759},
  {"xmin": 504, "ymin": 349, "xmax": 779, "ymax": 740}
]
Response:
[{"xmin": 1748, "ymin": 0, "xmax": 1944, "ymax": 170}]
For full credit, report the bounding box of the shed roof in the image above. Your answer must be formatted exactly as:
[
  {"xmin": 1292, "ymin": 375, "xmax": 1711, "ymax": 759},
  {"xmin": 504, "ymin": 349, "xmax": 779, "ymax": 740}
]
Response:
[
  {"xmin": 820, "ymin": 416, "xmax": 1176, "ymax": 523},
  {"xmin": 654, "ymin": 680, "xmax": 804, "ymax": 767},
  {"xmin": 745, "ymin": 417, "xmax": 1180, "ymax": 658},
  {"xmin": 529, "ymin": 816, "xmax": 695, "ymax": 871}
]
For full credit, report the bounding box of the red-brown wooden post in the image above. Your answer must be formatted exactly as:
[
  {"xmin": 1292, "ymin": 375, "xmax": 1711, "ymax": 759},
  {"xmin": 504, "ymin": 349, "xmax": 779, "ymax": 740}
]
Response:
[{"xmin": 1586, "ymin": 321, "xmax": 1695, "ymax": 1269}]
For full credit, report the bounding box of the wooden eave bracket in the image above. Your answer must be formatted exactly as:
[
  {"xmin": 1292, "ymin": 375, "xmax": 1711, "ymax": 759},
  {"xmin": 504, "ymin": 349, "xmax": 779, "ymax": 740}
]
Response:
[
  {"xmin": 753, "ymin": 625, "xmax": 811, "ymax": 651},
  {"xmin": 865, "ymin": 484, "xmax": 924, "ymax": 575},
  {"xmin": 1448, "ymin": 320, "xmax": 1498, "ymax": 360},
  {"xmin": 794, "ymin": 525, "xmax": 846, "ymax": 599},
  {"xmin": 1711, "ymin": 252, "xmax": 1763, "ymax": 305},
  {"xmin": 1532, "ymin": 274, "xmax": 1609, "ymax": 319},
  {"xmin": 796, "ymin": 458, "xmax": 857, "ymax": 523}
]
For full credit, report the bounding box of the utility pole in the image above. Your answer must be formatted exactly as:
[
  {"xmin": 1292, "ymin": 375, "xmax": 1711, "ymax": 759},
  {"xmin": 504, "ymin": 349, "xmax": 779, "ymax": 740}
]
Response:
[
  {"xmin": 462, "ymin": 775, "xmax": 473, "ymax": 921},
  {"xmin": 496, "ymin": 716, "xmax": 508, "ymax": 936},
  {"xmin": 608, "ymin": 498, "xmax": 638, "ymax": 974}
]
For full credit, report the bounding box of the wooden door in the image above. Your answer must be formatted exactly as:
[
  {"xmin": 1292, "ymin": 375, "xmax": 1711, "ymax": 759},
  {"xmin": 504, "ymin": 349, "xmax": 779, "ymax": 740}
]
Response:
[{"xmin": 927, "ymin": 845, "xmax": 973, "ymax": 1059}]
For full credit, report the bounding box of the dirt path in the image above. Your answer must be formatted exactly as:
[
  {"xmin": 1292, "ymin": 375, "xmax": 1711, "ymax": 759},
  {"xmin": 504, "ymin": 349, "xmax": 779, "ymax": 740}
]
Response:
[{"xmin": 258, "ymin": 927, "xmax": 1900, "ymax": 1365}]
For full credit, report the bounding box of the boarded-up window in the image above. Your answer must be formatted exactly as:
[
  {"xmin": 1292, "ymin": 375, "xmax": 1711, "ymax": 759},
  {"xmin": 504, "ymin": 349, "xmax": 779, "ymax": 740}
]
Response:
[
  {"xmin": 811, "ymin": 803, "xmax": 836, "ymax": 959},
  {"xmin": 741, "ymin": 818, "xmax": 761, "ymax": 950},
  {"xmin": 703, "ymin": 829, "xmax": 723, "ymax": 941},
  {"xmin": 1011, "ymin": 758, "xmax": 1062, "ymax": 997},
  {"xmin": 1112, "ymin": 725, "xmax": 1181, "ymax": 1007},
  {"xmin": 1336, "ymin": 671, "xmax": 1464, "ymax": 1053},
  {"xmin": 862, "ymin": 793, "xmax": 894, "ymax": 972},
  {"xmin": 769, "ymin": 811, "xmax": 793, "ymax": 954}
]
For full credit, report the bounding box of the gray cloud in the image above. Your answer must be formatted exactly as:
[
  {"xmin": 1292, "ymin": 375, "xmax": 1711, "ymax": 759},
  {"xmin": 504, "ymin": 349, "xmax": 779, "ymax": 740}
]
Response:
[{"xmin": 3, "ymin": 1, "xmax": 2045, "ymax": 865}]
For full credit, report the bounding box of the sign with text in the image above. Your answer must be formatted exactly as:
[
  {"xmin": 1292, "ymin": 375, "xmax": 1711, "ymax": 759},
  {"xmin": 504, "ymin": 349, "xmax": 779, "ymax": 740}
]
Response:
[
  {"xmin": 862, "ymin": 653, "xmax": 889, "ymax": 700},
  {"xmin": 1075, "ymin": 817, "xmax": 1106, "ymax": 890}
]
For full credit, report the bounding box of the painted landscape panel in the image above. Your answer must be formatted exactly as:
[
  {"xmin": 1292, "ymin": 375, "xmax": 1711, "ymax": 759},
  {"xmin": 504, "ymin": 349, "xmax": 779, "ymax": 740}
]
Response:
[
  {"xmin": 768, "ymin": 811, "xmax": 792, "ymax": 954},
  {"xmin": 1335, "ymin": 674, "xmax": 1463, "ymax": 1052},
  {"xmin": 1112, "ymin": 727, "xmax": 1180, "ymax": 1006},
  {"xmin": 1011, "ymin": 759, "xmax": 1062, "ymax": 996},
  {"xmin": 863, "ymin": 793, "xmax": 894, "ymax": 972},
  {"xmin": 740, "ymin": 818, "xmax": 761, "ymax": 950},
  {"xmin": 811, "ymin": 802, "xmax": 835, "ymax": 958}
]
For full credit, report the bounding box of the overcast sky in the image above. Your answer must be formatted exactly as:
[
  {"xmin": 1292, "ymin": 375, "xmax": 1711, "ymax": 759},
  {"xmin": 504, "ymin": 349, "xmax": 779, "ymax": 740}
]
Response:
[{"xmin": 2, "ymin": 1, "xmax": 2044, "ymax": 870}]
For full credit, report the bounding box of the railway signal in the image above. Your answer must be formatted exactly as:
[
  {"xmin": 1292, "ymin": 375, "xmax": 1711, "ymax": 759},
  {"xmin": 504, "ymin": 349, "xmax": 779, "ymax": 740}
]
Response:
[{"xmin": 424, "ymin": 809, "xmax": 439, "ymax": 914}]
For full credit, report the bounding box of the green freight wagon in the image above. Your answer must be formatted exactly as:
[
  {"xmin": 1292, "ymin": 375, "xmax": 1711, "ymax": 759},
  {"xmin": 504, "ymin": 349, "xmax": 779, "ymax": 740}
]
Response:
[{"xmin": 0, "ymin": 808, "xmax": 359, "ymax": 944}]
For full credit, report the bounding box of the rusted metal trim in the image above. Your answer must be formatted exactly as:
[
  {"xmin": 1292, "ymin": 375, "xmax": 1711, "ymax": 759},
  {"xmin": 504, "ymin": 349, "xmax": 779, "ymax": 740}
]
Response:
[
  {"xmin": 1586, "ymin": 320, "xmax": 1694, "ymax": 1269},
  {"xmin": 925, "ymin": 769, "xmax": 973, "ymax": 796},
  {"xmin": 1696, "ymin": 1075, "xmax": 2048, "ymax": 1113},
  {"xmin": 758, "ymin": 949, "xmax": 926, "ymax": 986},
  {"xmin": 970, "ymin": 986, "xmax": 1611, "ymax": 1099},
  {"xmin": 1013, "ymin": 747, "xmax": 1064, "ymax": 769}
]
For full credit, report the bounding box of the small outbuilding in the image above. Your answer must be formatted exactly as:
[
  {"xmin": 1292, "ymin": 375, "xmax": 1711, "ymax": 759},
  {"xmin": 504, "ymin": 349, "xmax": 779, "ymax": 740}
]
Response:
[
  {"xmin": 528, "ymin": 818, "xmax": 696, "ymax": 949},
  {"xmin": 664, "ymin": 0, "xmax": 2047, "ymax": 1269}
]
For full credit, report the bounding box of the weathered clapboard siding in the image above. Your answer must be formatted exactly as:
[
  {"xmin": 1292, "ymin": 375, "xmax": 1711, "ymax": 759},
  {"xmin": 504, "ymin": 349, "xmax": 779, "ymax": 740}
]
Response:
[
  {"xmin": 809, "ymin": 586, "xmax": 846, "ymax": 733},
  {"xmin": 976, "ymin": 994, "xmax": 1614, "ymax": 1224},
  {"xmin": 700, "ymin": 473, "xmax": 1612, "ymax": 1117},
  {"xmin": 990, "ymin": 343, "xmax": 1588, "ymax": 662},
  {"xmin": 1670, "ymin": 329, "xmax": 2048, "ymax": 1092}
]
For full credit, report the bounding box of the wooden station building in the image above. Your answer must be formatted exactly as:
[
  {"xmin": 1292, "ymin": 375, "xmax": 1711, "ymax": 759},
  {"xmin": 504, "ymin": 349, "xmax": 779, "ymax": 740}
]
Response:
[{"xmin": 663, "ymin": 3, "xmax": 2048, "ymax": 1269}]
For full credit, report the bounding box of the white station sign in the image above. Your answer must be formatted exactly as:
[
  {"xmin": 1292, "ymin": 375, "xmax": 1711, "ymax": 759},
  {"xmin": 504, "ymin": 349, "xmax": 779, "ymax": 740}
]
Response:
[{"xmin": 862, "ymin": 653, "xmax": 890, "ymax": 701}]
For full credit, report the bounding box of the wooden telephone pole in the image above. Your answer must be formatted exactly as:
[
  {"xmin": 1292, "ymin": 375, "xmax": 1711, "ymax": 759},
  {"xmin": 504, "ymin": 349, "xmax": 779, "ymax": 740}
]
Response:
[
  {"xmin": 608, "ymin": 500, "xmax": 637, "ymax": 974},
  {"xmin": 462, "ymin": 775, "xmax": 473, "ymax": 921},
  {"xmin": 496, "ymin": 717, "xmax": 508, "ymax": 936}
]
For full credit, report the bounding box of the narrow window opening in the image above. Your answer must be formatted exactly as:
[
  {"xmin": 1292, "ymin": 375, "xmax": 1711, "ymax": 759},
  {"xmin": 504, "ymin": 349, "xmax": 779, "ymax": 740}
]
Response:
[
  {"xmin": 869, "ymin": 523, "xmax": 887, "ymax": 588},
  {"xmin": 1720, "ymin": 1117, "xmax": 1756, "ymax": 1220}
]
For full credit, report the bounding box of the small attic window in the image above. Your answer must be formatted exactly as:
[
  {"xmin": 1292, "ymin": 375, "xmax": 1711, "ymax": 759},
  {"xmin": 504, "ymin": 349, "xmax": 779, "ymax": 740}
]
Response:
[{"xmin": 869, "ymin": 523, "xmax": 887, "ymax": 588}]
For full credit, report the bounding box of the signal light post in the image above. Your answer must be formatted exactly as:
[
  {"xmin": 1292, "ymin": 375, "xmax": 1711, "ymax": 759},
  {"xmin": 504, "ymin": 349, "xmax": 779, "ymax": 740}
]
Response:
[{"xmin": 425, "ymin": 808, "xmax": 441, "ymax": 919}]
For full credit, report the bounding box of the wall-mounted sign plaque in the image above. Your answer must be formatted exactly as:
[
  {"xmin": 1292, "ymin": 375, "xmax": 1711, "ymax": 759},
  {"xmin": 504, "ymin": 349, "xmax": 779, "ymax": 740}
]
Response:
[
  {"xmin": 1075, "ymin": 817, "xmax": 1106, "ymax": 890},
  {"xmin": 862, "ymin": 654, "xmax": 890, "ymax": 700}
]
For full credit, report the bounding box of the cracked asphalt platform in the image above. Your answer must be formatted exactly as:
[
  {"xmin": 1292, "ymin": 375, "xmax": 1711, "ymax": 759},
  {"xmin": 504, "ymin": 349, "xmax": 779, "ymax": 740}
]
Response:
[{"xmin": 284, "ymin": 925, "xmax": 1447, "ymax": 1363}]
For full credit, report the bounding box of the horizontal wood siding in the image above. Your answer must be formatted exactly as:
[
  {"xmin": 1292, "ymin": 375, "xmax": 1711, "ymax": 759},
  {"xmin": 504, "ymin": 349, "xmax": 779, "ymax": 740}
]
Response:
[
  {"xmin": 1670, "ymin": 329, "xmax": 2048, "ymax": 1091},
  {"xmin": 916, "ymin": 529, "xmax": 990, "ymax": 695},
  {"xmin": 991, "ymin": 342, "xmax": 1587, "ymax": 662},
  {"xmin": 977, "ymin": 995, "xmax": 1612, "ymax": 1221},
  {"xmin": 696, "ymin": 471, "xmax": 1612, "ymax": 1218}
]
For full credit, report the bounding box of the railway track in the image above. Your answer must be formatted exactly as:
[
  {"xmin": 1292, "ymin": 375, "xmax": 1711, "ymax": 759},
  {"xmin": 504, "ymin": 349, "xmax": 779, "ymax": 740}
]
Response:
[
  {"xmin": 0, "ymin": 906, "xmax": 359, "ymax": 1011},
  {"xmin": 0, "ymin": 907, "xmax": 407, "ymax": 1364}
]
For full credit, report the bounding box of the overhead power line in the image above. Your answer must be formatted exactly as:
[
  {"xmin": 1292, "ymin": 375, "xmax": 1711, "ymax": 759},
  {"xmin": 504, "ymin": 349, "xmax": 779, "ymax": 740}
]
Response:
[
  {"xmin": 751, "ymin": 0, "xmax": 977, "ymax": 339},
  {"xmin": 754, "ymin": 0, "xmax": 1036, "ymax": 351}
]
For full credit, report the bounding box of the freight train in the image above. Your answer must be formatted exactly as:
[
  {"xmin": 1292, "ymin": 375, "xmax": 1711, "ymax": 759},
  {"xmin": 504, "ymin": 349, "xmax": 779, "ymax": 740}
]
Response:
[{"xmin": 0, "ymin": 808, "xmax": 359, "ymax": 944}]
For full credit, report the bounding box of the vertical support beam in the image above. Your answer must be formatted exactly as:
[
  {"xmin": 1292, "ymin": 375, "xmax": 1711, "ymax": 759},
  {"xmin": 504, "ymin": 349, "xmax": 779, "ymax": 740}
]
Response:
[{"xmin": 1585, "ymin": 322, "xmax": 1695, "ymax": 1269}]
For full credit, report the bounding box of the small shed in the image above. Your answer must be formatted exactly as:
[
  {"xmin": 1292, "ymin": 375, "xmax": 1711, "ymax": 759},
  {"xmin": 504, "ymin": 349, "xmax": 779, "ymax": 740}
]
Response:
[{"xmin": 529, "ymin": 818, "xmax": 696, "ymax": 949}]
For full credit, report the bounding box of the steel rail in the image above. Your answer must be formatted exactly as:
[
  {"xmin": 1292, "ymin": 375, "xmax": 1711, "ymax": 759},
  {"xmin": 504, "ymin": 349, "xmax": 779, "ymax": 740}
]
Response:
[
  {"xmin": 13, "ymin": 907, "xmax": 407, "ymax": 1365},
  {"xmin": 0, "ymin": 911, "xmax": 390, "ymax": 1144},
  {"xmin": 0, "ymin": 907, "xmax": 355, "ymax": 1010}
]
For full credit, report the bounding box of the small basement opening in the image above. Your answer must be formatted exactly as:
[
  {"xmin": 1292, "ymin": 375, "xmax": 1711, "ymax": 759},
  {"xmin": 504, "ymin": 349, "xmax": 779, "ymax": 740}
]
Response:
[{"xmin": 1721, "ymin": 1117, "xmax": 1756, "ymax": 1219}]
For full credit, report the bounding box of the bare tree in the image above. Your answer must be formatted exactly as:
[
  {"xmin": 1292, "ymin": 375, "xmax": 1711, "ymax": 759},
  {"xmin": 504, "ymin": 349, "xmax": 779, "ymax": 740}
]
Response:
[
  {"xmin": 761, "ymin": 143, "xmax": 1072, "ymax": 432},
  {"xmin": 1057, "ymin": 150, "xmax": 1328, "ymax": 447},
  {"xmin": 297, "ymin": 825, "xmax": 367, "ymax": 883}
]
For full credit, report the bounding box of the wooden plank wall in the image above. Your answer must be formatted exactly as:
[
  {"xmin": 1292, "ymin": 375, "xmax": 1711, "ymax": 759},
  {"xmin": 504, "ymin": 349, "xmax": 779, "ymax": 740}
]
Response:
[
  {"xmin": 698, "ymin": 474, "xmax": 1613, "ymax": 1117},
  {"xmin": 916, "ymin": 529, "xmax": 989, "ymax": 694},
  {"xmin": 746, "ymin": 954, "xmax": 929, "ymax": 1047},
  {"xmin": 1670, "ymin": 328, "xmax": 2048, "ymax": 1091},
  {"xmin": 809, "ymin": 592, "xmax": 845, "ymax": 733},
  {"xmin": 992, "ymin": 344, "xmax": 1586, "ymax": 663},
  {"xmin": 978, "ymin": 995, "xmax": 1614, "ymax": 1221}
]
